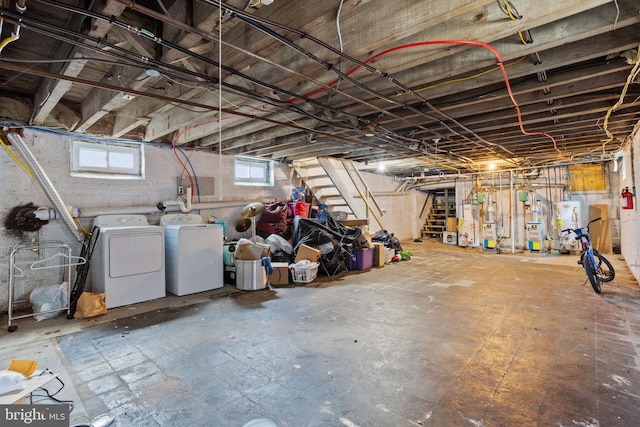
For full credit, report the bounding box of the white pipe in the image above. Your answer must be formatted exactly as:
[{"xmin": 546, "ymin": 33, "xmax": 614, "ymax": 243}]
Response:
[
  {"xmin": 31, "ymin": 199, "xmax": 255, "ymax": 221},
  {"xmin": 8, "ymin": 132, "xmax": 85, "ymax": 242},
  {"xmin": 34, "ymin": 207, "xmax": 81, "ymax": 221},
  {"xmin": 510, "ymin": 170, "xmax": 515, "ymax": 254},
  {"xmin": 161, "ymin": 186, "xmax": 193, "ymax": 212}
]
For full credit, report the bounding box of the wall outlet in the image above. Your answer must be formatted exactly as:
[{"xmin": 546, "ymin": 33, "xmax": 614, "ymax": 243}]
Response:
[{"xmin": 177, "ymin": 186, "xmax": 184, "ymax": 195}]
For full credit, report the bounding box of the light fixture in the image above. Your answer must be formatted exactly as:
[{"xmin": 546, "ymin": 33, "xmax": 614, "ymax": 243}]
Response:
[
  {"xmin": 488, "ymin": 162, "xmax": 496, "ymax": 170},
  {"xmin": 362, "ymin": 124, "xmax": 376, "ymax": 137},
  {"xmin": 377, "ymin": 163, "xmax": 386, "ymax": 172}
]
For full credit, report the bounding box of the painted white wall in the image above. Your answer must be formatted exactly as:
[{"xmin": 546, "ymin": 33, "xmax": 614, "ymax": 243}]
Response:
[
  {"xmin": 0, "ymin": 129, "xmax": 290, "ymax": 313},
  {"xmin": 619, "ymin": 129, "xmax": 640, "ymax": 283},
  {"xmin": 356, "ymin": 170, "xmax": 425, "ymax": 241},
  {"xmin": 0, "ymin": 129, "xmax": 420, "ymax": 313}
]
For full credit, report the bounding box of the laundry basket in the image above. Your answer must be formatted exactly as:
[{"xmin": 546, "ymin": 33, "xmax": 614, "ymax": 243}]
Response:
[{"xmin": 289, "ymin": 262, "xmax": 319, "ymax": 284}]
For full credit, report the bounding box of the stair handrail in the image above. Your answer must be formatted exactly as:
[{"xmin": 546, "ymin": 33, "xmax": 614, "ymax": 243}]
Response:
[{"xmin": 340, "ymin": 160, "xmax": 384, "ymax": 229}]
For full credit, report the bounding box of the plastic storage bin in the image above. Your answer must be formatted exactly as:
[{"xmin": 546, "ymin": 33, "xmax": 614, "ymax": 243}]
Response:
[
  {"xmin": 347, "ymin": 248, "xmax": 374, "ymax": 270},
  {"xmin": 289, "ymin": 262, "xmax": 319, "ymax": 284}
]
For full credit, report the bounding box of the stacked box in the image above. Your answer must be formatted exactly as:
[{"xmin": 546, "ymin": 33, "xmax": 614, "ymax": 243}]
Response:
[
  {"xmin": 372, "ymin": 243, "xmax": 385, "ymax": 267},
  {"xmin": 270, "ymin": 262, "xmax": 290, "ymax": 285},
  {"xmin": 294, "ymin": 244, "xmax": 321, "ymax": 263}
]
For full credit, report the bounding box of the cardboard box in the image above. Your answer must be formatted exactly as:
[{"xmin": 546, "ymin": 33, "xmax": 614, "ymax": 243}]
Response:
[
  {"xmin": 255, "ymin": 243, "xmax": 271, "ymax": 257},
  {"xmin": 235, "ymin": 243, "xmax": 263, "ymax": 260},
  {"xmin": 352, "ymin": 228, "xmax": 372, "ymax": 249},
  {"xmin": 446, "ymin": 217, "xmax": 458, "ymax": 232},
  {"xmin": 372, "ymin": 242, "xmax": 385, "ymax": 267},
  {"xmin": 270, "ymin": 262, "xmax": 290, "ymax": 285},
  {"xmin": 294, "ymin": 244, "xmax": 321, "ymax": 263},
  {"xmin": 235, "ymin": 240, "xmax": 271, "ymax": 260}
]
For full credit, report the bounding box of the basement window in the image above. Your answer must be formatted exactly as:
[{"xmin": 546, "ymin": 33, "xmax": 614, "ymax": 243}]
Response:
[
  {"xmin": 71, "ymin": 140, "xmax": 144, "ymax": 179},
  {"xmin": 234, "ymin": 156, "xmax": 274, "ymax": 186}
]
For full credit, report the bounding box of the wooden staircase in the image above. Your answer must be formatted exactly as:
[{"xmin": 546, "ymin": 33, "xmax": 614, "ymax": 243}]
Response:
[
  {"xmin": 291, "ymin": 157, "xmax": 385, "ymax": 229},
  {"xmin": 421, "ymin": 190, "xmax": 456, "ymax": 239}
]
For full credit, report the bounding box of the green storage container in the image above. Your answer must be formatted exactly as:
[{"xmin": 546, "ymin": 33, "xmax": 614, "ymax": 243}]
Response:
[{"xmin": 476, "ymin": 193, "xmax": 485, "ymax": 203}]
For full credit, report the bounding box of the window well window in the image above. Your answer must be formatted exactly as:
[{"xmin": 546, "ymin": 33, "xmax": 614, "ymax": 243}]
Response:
[
  {"xmin": 71, "ymin": 140, "xmax": 144, "ymax": 179},
  {"xmin": 234, "ymin": 156, "xmax": 274, "ymax": 186}
]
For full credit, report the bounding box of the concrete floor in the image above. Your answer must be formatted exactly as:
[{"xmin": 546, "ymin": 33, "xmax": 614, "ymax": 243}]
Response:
[{"xmin": 2, "ymin": 240, "xmax": 640, "ymax": 426}]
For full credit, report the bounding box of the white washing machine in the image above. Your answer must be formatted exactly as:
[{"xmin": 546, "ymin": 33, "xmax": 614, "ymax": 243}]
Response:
[
  {"xmin": 160, "ymin": 213, "xmax": 223, "ymax": 296},
  {"xmin": 91, "ymin": 215, "xmax": 166, "ymax": 309}
]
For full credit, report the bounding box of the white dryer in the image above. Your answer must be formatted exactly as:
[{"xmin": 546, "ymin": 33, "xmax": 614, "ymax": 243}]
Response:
[
  {"xmin": 160, "ymin": 214, "xmax": 223, "ymax": 296},
  {"xmin": 91, "ymin": 215, "xmax": 166, "ymax": 309}
]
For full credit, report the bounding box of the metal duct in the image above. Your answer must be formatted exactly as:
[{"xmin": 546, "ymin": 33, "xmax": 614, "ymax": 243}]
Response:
[{"xmin": 7, "ymin": 132, "xmax": 85, "ymax": 242}]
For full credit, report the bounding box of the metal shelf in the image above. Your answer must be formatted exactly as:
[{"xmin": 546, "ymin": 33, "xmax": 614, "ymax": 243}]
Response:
[{"xmin": 8, "ymin": 241, "xmax": 78, "ymax": 332}]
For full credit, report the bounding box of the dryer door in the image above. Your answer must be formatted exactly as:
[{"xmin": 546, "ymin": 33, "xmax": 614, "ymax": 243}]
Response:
[{"xmin": 108, "ymin": 231, "xmax": 163, "ymax": 277}]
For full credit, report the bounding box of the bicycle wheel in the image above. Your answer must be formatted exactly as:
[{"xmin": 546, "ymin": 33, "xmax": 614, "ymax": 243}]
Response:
[
  {"xmin": 593, "ymin": 250, "xmax": 615, "ymax": 282},
  {"xmin": 583, "ymin": 254, "xmax": 602, "ymax": 294}
]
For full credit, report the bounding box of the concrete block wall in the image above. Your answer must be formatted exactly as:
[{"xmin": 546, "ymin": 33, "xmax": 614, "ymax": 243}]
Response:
[
  {"xmin": 0, "ymin": 129, "xmax": 422, "ymax": 314},
  {"xmin": 0, "ymin": 129, "xmax": 290, "ymax": 313},
  {"xmin": 354, "ymin": 171, "xmax": 425, "ymax": 241}
]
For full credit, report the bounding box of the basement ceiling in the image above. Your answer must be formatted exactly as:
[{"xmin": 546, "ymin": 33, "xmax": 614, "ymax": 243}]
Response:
[{"xmin": 1, "ymin": 0, "xmax": 639, "ymax": 177}]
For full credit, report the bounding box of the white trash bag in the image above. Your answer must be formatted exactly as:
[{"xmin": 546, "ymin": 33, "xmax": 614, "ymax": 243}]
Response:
[{"xmin": 29, "ymin": 282, "xmax": 68, "ymax": 321}]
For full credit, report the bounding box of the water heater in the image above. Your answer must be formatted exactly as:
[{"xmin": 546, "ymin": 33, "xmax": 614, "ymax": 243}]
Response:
[
  {"xmin": 526, "ymin": 222, "xmax": 544, "ymax": 251},
  {"xmin": 483, "ymin": 222, "xmax": 496, "ymax": 249},
  {"xmin": 458, "ymin": 204, "xmax": 480, "ymax": 247},
  {"xmin": 557, "ymin": 201, "xmax": 581, "ymax": 252}
]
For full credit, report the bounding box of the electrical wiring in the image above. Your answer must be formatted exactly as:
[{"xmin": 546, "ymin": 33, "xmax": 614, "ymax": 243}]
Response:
[
  {"xmin": 613, "ymin": 0, "xmax": 620, "ymax": 30},
  {"xmin": 0, "ymin": 57, "xmax": 355, "ymax": 147},
  {"xmin": 206, "ymin": 0, "xmax": 452, "ymax": 132},
  {"xmin": 0, "ymin": 15, "xmax": 21, "ymax": 54},
  {"xmin": 166, "ymin": 71, "xmax": 356, "ymax": 131},
  {"xmin": 205, "ymin": 0, "xmax": 530, "ymax": 163},
  {"xmin": 23, "ymin": 125, "xmax": 146, "ymax": 145},
  {"xmin": 176, "ymin": 145, "xmax": 201, "ymax": 202},
  {"xmin": 19, "ymin": 1, "xmax": 516, "ymax": 172},
  {"xmin": 27, "ymin": 0, "xmax": 485, "ymax": 169},
  {"xmin": 600, "ymin": 44, "xmax": 640, "ymax": 156},
  {"xmin": 394, "ymin": 56, "xmax": 527, "ymax": 97},
  {"xmin": 324, "ymin": 0, "xmax": 345, "ymax": 108},
  {"xmin": 0, "ymin": 136, "xmax": 35, "ymax": 177},
  {"xmin": 33, "ymin": 0, "xmax": 362, "ymax": 127},
  {"xmin": 121, "ymin": 0, "xmax": 446, "ymax": 154},
  {"xmin": 0, "ymin": 34, "xmax": 18, "ymax": 53},
  {"xmin": 147, "ymin": 141, "xmax": 201, "ymax": 201},
  {"xmin": 313, "ymin": 39, "xmax": 564, "ymax": 160},
  {"xmin": 0, "ymin": 11, "xmax": 222, "ymax": 89},
  {"xmin": 119, "ymin": 0, "xmax": 366, "ymax": 115},
  {"xmin": 177, "ymin": 146, "xmax": 197, "ymax": 193},
  {"xmin": 28, "ymin": 369, "xmax": 75, "ymax": 411},
  {"xmin": 497, "ymin": 0, "xmax": 531, "ymax": 45},
  {"xmin": 117, "ymin": 73, "xmax": 151, "ymax": 85},
  {"xmin": 497, "ymin": 0, "xmax": 521, "ymax": 20}
]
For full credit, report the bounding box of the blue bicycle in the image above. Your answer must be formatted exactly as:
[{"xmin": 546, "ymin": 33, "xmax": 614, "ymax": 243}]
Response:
[{"xmin": 562, "ymin": 217, "xmax": 615, "ymax": 294}]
